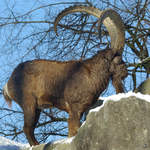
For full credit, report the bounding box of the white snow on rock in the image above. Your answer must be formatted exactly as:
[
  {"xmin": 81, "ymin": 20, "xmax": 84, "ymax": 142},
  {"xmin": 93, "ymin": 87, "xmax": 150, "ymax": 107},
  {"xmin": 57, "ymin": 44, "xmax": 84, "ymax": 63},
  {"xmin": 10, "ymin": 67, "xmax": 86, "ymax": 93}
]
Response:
[
  {"xmin": 53, "ymin": 136, "xmax": 75, "ymax": 144},
  {"xmin": 100, "ymin": 91, "xmax": 150, "ymax": 101},
  {"xmin": 0, "ymin": 136, "xmax": 30, "ymax": 150},
  {"xmin": 0, "ymin": 136, "xmax": 75, "ymax": 150},
  {"xmin": 90, "ymin": 91, "xmax": 150, "ymax": 113}
]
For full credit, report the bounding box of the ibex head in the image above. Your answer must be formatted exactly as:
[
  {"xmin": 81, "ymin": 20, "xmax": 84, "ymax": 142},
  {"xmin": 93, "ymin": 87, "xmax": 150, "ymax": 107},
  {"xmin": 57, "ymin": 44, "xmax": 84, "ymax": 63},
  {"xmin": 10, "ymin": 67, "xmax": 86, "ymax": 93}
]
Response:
[{"xmin": 54, "ymin": 5, "xmax": 125, "ymax": 55}]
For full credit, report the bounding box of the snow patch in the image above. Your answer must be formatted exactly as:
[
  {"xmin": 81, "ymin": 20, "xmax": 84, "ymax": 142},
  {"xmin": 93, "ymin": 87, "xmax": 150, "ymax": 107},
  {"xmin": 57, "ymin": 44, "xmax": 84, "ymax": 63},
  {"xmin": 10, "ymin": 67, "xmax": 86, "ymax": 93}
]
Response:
[
  {"xmin": 81, "ymin": 121, "xmax": 86, "ymax": 128},
  {"xmin": 100, "ymin": 91, "xmax": 150, "ymax": 102},
  {"xmin": 53, "ymin": 136, "xmax": 75, "ymax": 145},
  {"xmin": 0, "ymin": 136, "xmax": 30, "ymax": 150},
  {"xmin": 63, "ymin": 137, "xmax": 75, "ymax": 144},
  {"xmin": 90, "ymin": 91, "xmax": 150, "ymax": 113},
  {"xmin": 0, "ymin": 136, "xmax": 75, "ymax": 150}
]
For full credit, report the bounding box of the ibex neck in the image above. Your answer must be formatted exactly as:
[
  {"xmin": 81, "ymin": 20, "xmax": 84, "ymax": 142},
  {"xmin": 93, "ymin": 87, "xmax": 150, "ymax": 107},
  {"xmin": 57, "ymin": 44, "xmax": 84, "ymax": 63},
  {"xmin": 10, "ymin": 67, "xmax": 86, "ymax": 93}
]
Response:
[{"xmin": 87, "ymin": 49, "xmax": 115, "ymax": 64}]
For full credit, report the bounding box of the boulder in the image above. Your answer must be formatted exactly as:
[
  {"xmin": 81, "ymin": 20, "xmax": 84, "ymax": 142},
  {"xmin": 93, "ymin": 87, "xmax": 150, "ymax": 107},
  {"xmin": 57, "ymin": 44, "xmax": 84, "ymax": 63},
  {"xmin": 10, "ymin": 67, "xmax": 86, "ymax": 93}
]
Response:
[
  {"xmin": 26, "ymin": 93, "xmax": 150, "ymax": 150},
  {"xmin": 135, "ymin": 78, "xmax": 150, "ymax": 94}
]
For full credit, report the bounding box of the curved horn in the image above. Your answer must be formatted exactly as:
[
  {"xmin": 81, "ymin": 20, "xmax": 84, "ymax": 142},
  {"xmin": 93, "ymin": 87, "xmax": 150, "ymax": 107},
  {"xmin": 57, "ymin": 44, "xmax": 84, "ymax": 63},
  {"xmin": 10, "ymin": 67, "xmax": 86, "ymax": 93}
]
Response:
[{"xmin": 54, "ymin": 5, "xmax": 125, "ymax": 53}]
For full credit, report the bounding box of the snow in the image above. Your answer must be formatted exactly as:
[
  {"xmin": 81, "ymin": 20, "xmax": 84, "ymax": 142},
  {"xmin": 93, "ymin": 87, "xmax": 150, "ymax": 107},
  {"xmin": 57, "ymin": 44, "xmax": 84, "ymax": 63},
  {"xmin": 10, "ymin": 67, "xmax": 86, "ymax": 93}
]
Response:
[
  {"xmin": 0, "ymin": 136, "xmax": 30, "ymax": 150},
  {"xmin": 90, "ymin": 91, "xmax": 150, "ymax": 113},
  {"xmin": 62, "ymin": 137, "xmax": 75, "ymax": 144},
  {"xmin": 100, "ymin": 91, "xmax": 150, "ymax": 102},
  {"xmin": 53, "ymin": 136, "xmax": 75, "ymax": 144},
  {"xmin": 1, "ymin": 91, "xmax": 150, "ymax": 149},
  {"xmin": 0, "ymin": 135, "xmax": 75, "ymax": 150}
]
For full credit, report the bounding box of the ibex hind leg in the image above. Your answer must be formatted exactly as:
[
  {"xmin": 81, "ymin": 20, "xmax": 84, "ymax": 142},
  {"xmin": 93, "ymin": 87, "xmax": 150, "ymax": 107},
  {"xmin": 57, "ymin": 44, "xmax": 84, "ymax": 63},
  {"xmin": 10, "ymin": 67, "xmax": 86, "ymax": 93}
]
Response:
[{"xmin": 23, "ymin": 99, "xmax": 41, "ymax": 145}]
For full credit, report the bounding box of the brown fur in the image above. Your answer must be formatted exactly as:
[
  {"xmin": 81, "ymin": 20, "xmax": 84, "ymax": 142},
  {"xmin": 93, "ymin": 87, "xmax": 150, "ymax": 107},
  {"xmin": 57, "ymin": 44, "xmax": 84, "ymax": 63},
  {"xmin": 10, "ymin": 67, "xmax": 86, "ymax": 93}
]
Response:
[{"xmin": 3, "ymin": 6, "xmax": 128, "ymax": 145}]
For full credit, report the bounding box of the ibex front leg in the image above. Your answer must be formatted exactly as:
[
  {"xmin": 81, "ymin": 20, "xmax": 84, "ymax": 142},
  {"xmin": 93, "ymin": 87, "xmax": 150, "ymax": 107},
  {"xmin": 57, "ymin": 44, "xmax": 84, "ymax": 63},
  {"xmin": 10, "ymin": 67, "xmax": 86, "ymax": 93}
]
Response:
[
  {"xmin": 23, "ymin": 98, "xmax": 41, "ymax": 145},
  {"xmin": 68, "ymin": 111, "xmax": 81, "ymax": 137}
]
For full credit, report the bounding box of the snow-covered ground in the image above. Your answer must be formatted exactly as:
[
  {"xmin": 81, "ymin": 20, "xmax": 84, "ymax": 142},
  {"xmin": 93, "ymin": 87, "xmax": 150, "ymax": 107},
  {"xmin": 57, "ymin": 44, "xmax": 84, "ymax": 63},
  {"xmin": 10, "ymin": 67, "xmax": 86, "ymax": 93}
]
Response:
[
  {"xmin": 0, "ymin": 136, "xmax": 30, "ymax": 150},
  {"xmin": 0, "ymin": 136, "xmax": 75, "ymax": 150}
]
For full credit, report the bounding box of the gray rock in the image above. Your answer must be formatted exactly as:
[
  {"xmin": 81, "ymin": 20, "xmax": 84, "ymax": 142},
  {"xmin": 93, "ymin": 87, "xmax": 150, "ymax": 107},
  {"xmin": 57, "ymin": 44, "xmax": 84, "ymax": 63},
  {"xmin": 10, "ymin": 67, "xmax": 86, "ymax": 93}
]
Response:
[
  {"xmin": 135, "ymin": 78, "xmax": 150, "ymax": 94},
  {"xmin": 27, "ymin": 96, "xmax": 150, "ymax": 150}
]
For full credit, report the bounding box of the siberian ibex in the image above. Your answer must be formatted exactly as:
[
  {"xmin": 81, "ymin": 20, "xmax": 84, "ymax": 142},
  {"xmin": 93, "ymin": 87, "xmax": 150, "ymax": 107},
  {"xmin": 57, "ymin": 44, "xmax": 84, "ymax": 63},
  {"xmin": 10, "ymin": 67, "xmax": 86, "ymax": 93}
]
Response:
[{"xmin": 3, "ymin": 5, "xmax": 127, "ymax": 145}]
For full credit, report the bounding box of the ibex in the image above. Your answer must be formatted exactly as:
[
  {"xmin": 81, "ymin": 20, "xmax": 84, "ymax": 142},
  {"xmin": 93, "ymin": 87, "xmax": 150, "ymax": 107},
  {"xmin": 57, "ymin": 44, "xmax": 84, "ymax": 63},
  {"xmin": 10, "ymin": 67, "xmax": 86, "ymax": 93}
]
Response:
[{"xmin": 3, "ymin": 5, "xmax": 127, "ymax": 145}]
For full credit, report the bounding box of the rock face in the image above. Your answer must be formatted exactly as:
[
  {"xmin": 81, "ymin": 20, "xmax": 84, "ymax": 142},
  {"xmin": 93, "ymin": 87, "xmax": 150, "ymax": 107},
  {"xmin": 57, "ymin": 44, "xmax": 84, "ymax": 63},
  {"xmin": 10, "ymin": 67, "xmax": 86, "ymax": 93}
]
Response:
[
  {"xmin": 28, "ymin": 95, "xmax": 150, "ymax": 150},
  {"xmin": 135, "ymin": 78, "xmax": 150, "ymax": 94}
]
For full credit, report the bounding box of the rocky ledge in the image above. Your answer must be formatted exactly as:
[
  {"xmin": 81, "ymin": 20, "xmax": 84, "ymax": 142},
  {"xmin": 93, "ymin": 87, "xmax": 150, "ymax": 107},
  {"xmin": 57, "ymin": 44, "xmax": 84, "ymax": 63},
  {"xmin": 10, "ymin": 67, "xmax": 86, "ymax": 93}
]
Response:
[{"xmin": 26, "ymin": 92, "xmax": 150, "ymax": 150}]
